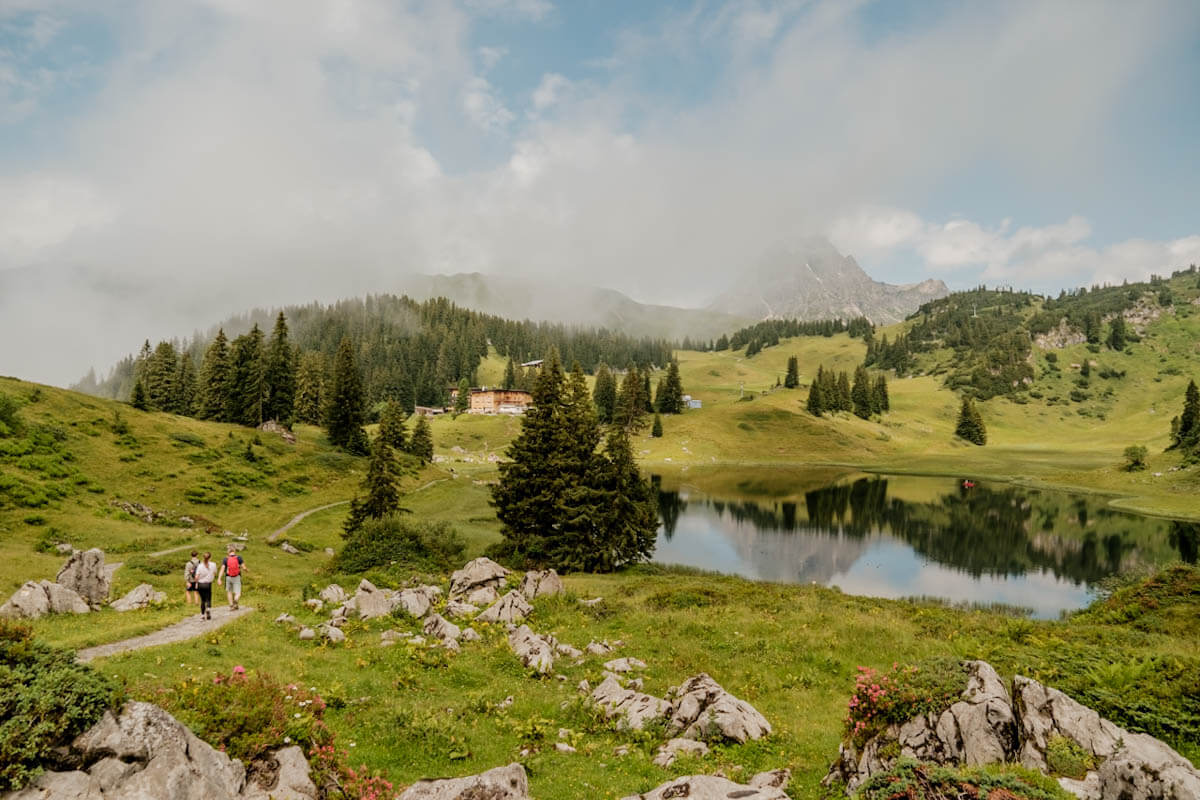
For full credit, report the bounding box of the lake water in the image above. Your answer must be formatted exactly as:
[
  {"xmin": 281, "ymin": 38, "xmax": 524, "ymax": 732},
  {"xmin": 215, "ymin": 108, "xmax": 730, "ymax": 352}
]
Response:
[{"xmin": 653, "ymin": 473, "xmax": 1197, "ymax": 618}]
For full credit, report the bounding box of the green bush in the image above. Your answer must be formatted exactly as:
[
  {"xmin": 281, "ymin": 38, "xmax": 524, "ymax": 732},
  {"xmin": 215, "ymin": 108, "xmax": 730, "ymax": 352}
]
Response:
[
  {"xmin": 1122, "ymin": 445, "xmax": 1148, "ymax": 471},
  {"xmin": 125, "ymin": 554, "xmax": 178, "ymax": 576},
  {"xmin": 1046, "ymin": 734, "xmax": 1095, "ymax": 779},
  {"xmin": 0, "ymin": 621, "xmax": 122, "ymax": 791},
  {"xmin": 335, "ymin": 515, "xmax": 465, "ymax": 574},
  {"xmin": 857, "ymin": 759, "xmax": 1074, "ymax": 800},
  {"xmin": 169, "ymin": 432, "xmax": 206, "ymax": 448}
]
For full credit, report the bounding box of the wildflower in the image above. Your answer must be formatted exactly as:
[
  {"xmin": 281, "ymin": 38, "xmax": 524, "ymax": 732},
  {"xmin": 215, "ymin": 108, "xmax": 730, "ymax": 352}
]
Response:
[
  {"xmin": 233, "ymin": 665, "xmax": 246, "ymax": 675},
  {"xmin": 295, "ymin": 713, "xmax": 302, "ymax": 718},
  {"xmin": 283, "ymin": 737, "xmax": 292, "ymax": 744}
]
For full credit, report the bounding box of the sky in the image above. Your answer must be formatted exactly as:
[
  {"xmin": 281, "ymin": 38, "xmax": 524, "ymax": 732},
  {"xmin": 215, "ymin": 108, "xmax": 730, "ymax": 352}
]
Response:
[{"xmin": 2, "ymin": 0, "xmax": 1200, "ymax": 385}]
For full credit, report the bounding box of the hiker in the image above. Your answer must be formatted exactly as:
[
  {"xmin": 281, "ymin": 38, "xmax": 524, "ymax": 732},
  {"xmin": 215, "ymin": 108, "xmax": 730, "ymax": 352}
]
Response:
[
  {"xmin": 217, "ymin": 546, "xmax": 246, "ymax": 611},
  {"xmin": 194, "ymin": 552, "xmax": 217, "ymax": 620},
  {"xmin": 184, "ymin": 550, "xmax": 199, "ymax": 605}
]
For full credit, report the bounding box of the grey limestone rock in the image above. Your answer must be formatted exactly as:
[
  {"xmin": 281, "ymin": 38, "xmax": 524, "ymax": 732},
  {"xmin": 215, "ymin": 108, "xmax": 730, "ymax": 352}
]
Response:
[
  {"xmin": 590, "ymin": 676, "xmax": 671, "ymax": 731},
  {"xmin": 449, "ymin": 557, "xmax": 509, "ymax": 599},
  {"xmin": 298, "ymin": 627, "xmax": 316, "ymax": 640},
  {"xmin": 423, "ymin": 613, "xmax": 462, "ymax": 646},
  {"xmin": 507, "ymin": 625, "xmax": 555, "ymax": 674},
  {"xmin": 619, "ymin": 774, "xmax": 789, "ymax": 800},
  {"xmin": 318, "ymin": 624, "xmax": 345, "ymax": 643},
  {"xmin": 477, "ymin": 591, "xmax": 532, "ymax": 624},
  {"xmin": 465, "ymin": 585, "xmax": 500, "ymax": 606},
  {"xmin": 280, "ymin": 542, "xmax": 300, "ymax": 554},
  {"xmin": 652, "ymin": 738, "xmax": 710, "ymax": 768},
  {"xmin": 318, "ymin": 584, "xmax": 346, "ymax": 605},
  {"xmin": 666, "ymin": 673, "xmax": 772, "ymax": 744},
  {"xmin": 55, "ymin": 548, "xmax": 109, "ymax": 608},
  {"xmin": 0, "ymin": 580, "xmax": 88, "ymax": 619},
  {"xmin": 461, "ymin": 628, "xmax": 481, "ymax": 642},
  {"xmin": 444, "ymin": 599, "xmax": 478, "ymax": 619},
  {"xmin": 604, "ymin": 657, "xmax": 646, "ymax": 673},
  {"xmin": 111, "ymin": 583, "xmax": 167, "ymax": 612},
  {"xmin": 519, "ymin": 569, "xmax": 563, "ymax": 600},
  {"xmin": 397, "ymin": 762, "xmax": 529, "ymax": 800},
  {"xmin": 242, "ymin": 745, "xmax": 317, "ymax": 800},
  {"xmin": 1014, "ymin": 674, "xmax": 1126, "ymax": 772}
]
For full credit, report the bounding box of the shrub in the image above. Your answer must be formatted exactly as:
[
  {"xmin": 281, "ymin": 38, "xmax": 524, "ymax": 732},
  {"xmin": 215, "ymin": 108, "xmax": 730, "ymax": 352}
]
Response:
[
  {"xmin": 335, "ymin": 516, "xmax": 465, "ymax": 574},
  {"xmin": 1046, "ymin": 734, "xmax": 1095, "ymax": 779},
  {"xmin": 0, "ymin": 621, "xmax": 122, "ymax": 791},
  {"xmin": 844, "ymin": 659, "xmax": 967, "ymax": 747},
  {"xmin": 1122, "ymin": 445, "xmax": 1148, "ymax": 472},
  {"xmin": 857, "ymin": 759, "xmax": 1074, "ymax": 800},
  {"xmin": 0, "ymin": 393, "xmax": 21, "ymax": 436},
  {"xmin": 169, "ymin": 432, "xmax": 206, "ymax": 448}
]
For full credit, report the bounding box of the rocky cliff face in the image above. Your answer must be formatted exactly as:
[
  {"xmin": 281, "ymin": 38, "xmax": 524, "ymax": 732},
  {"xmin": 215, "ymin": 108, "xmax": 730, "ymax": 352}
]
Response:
[{"xmin": 708, "ymin": 238, "xmax": 948, "ymax": 324}]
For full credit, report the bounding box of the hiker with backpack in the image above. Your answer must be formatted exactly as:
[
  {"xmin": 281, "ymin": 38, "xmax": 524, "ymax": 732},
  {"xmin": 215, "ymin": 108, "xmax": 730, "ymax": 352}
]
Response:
[
  {"xmin": 184, "ymin": 550, "xmax": 199, "ymax": 605},
  {"xmin": 194, "ymin": 552, "xmax": 217, "ymax": 620},
  {"xmin": 217, "ymin": 546, "xmax": 246, "ymax": 611}
]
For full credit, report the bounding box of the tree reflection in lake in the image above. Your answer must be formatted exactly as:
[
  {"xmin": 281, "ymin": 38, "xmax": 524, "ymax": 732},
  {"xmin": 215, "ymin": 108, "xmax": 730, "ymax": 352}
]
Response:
[{"xmin": 652, "ymin": 475, "xmax": 1190, "ymax": 615}]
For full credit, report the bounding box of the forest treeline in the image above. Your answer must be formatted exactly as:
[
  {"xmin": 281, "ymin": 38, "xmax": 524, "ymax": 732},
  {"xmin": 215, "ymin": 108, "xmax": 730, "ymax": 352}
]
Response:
[{"xmin": 74, "ymin": 295, "xmax": 677, "ymax": 415}]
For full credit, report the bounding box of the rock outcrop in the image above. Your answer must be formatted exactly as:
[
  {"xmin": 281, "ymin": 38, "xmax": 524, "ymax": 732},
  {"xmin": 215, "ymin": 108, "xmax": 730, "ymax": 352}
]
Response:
[
  {"xmin": 519, "ymin": 569, "xmax": 563, "ymax": 600},
  {"xmin": 318, "ymin": 584, "xmax": 347, "ymax": 605},
  {"xmin": 666, "ymin": 673, "xmax": 772, "ymax": 744},
  {"xmin": 4, "ymin": 701, "xmax": 316, "ymax": 800},
  {"xmin": 476, "ymin": 591, "xmax": 532, "ymax": 624},
  {"xmin": 110, "ymin": 583, "xmax": 167, "ymax": 612},
  {"xmin": 423, "ymin": 614, "xmax": 462, "ymax": 650},
  {"xmin": 508, "ymin": 625, "xmax": 555, "ymax": 674},
  {"xmin": 590, "ymin": 676, "xmax": 671, "ymax": 731},
  {"xmin": 824, "ymin": 660, "xmax": 1200, "ymax": 800},
  {"xmin": 620, "ymin": 771, "xmax": 790, "ymax": 800},
  {"xmin": 0, "ymin": 580, "xmax": 90, "ymax": 619},
  {"xmin": 397, "ymin": 762, "xmax": 529, "ymax": 800},
  {"xmin": 55, "ymin": 548, "xmax": 110, "ymax": 609},
  {"xmin": 449, "ymin": 557, "xmax": 509, "ymax": 600},
  {"xmin": 652, "ymin": 738, "xmax": 709, "ymax": 768}
]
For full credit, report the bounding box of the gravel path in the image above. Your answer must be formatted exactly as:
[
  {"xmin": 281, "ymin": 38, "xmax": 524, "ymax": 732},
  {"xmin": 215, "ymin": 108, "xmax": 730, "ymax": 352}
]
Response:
[
  {"xmin": 266, "ymin": 500, "xmax": 349, "ymax": 542},
  {"xmin": 76, "ymin": 605, "xmax": 255, "ymax": 663}
]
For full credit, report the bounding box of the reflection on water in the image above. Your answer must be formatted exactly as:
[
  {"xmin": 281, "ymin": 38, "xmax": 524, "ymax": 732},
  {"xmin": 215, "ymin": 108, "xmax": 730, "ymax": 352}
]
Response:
[{"xmin": 653, "ymin": 476, "xmax": 1196, "ymax": 618}]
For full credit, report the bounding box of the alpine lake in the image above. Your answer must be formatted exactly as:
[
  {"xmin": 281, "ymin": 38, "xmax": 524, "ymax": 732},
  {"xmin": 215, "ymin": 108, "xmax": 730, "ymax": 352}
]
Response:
[{"xmin": 651, "ymin": 468, "xmax": 1198, "ymax": 618}]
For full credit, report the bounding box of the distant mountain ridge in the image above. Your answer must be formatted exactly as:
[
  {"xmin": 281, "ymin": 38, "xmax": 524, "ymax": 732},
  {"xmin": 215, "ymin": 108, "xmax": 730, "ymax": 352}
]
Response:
[
  {"xmin": 707, "ymin": 238, "xmax": 949, "ymax": 324},
  {"xmin": 394, "ymin": 272, "xmax": 747, "ymax": 342}
]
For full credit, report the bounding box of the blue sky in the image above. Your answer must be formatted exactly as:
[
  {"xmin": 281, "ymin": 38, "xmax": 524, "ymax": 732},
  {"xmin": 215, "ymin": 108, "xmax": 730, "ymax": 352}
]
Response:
[{"xmin": 2, "ymin": 0, "xmax": 1199, "ymax": 383}]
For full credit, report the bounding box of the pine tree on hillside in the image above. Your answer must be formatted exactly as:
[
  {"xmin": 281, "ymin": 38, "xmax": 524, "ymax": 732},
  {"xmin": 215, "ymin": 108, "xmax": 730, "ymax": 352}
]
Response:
[
  {"xmin": 955, "ymin": 396, "xmax": 987, "ymax": 445},
  {"xmin": 585, "ymin": 426, "xmax": 657, "ymax": 571},
  {"xmin": 378, "ymin": 399, "xmax": 408, "ymax": 452},
  {"xmin": 503, "ymin": 357, "xmax": 517, "ymax": 391},
  {"xmin": 784, "ymin": 356, "xmax": 799, "ymax": 389},
  {"xmin": 651, "ymin": 413, "xmax": 663, "ymax": 438},
  {"xmin": 715, "ymin": 334, "xmax": 730, "ymax": 351},
  {"xmin": 807, "ymin": 366, "xmax": 825, "ymax": 416},
  {"xmin": 173, "ymin": 356, "xmax": 197, "ymax": 416},
  {"xmin": 642, "ymin": 370, "xmax": 654, "ymax": 413},
  {"xmin": 658, "ymin": 360, "xmax": 685, "ymax": 414},
  {"xmin": 836, "ymin": 371, "xmax": 852, "ymax": 413},
  {"xmin": 262, "ymin": 312, "xmax": 295, "ymax": 424},
  {"xmin": 197, "ymin": 329, "xmax": 232, "ymax": 421},
  {"xmin": 593, "ymin": 363, "xmax": 616, "ymax": 423},
  {"xmin": 1107, "ymin": 316, "xmax": 1128, "ymax": 351},
  {"xmin": 614, "ymin": 366, "xmax": 642, "ymax": 428},
  {"xmin": 654, "ymin": 376, "xmax": 668, "ymax": 413},
  {"xmin": 294, "ymin": 351, "xmax": 325, "ymax": 425},
  {"xmin": 130, "ymin": 380, "xmax": 148, "ymax": 411},
  {"xmin": 408, "ymin": 415, "xmax": 434, "ymax": 463},
  {"xmin": 1171, "ymin": 379, "xmax": 1200, "ymax": 453},
  {"xmin": 343, "ymin": 436, "xmax": 407, "ymax": 537},
  {"xmin": 227, "ymin": 325, "xmax": 265, "ymax": 427},
  {"xmin": 872, "ymin": 374, "xmax": 890, "ymax": 414},
  {"xmin": 145, "ymin": 341, "xmax": 178, "ymax": 411},
  {"xmin": 325, "ymin": 336, "xmax": 367, "ymax": 453},
  {"xmin": 851, "ymin": 365, "xmax": 872, "ymax": 419},
  {"xmin": 454, "ymin": 378, "xmax": 470, "ymax": 415}
]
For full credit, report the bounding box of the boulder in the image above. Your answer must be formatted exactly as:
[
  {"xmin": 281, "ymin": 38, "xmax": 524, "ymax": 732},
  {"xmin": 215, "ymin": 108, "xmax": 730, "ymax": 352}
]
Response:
[
  {"xmin": 380, "ymin": 630, "xmax": 408, "ymax": 647},
  {"xmin": 304, "ymin": 598, "xmax": 323, "ymax": 612},
  {"xmin": 1014, "ymin": 674, "xmax": 1125, "ymax": 771},
  {"xmin": 666, "ymin": 673, "xmax": 772, "ymax": 744},
  {"xmin": 423, "ymin": 614, "xmax": 462, "ymax": 647},
  {"xmin": 604, "ymin": 657, "xmax": 646, "ymax": 673},
  {"xmin": 398, "ymin": 762, "xmax": 529, "ymax": 800},
  {"xmin": 461, "ymin": 628, "xmax": 481, "ymax": 643},
  {"xmin": 280, "ymin": 542, "xmax": 300, "ymax": 555},
  {"xmin": 620, "ymin": 774, "xmax": 789, "ymax": 800},
  {"xmin": 585, "ymin": 640, "xmax": 614, "ymax": 655},
  {"xmin": 42, "ymin": 581, "xmax": 92, "ymax": 615},
  {"xmin": 465, "ymin": 586, "xmax": 500, "ymax": 606},
  {"xmin": 318, "ymin": 584, "xmax": 346, "ymax": 605},
  {"xmin": 477, "ymin": 591, "xmax": 532, "ymax": 624},
  {"xmin": 652, "ymin": 738, "xmax": 709, "ymax": 768},
  {"xmin": 1095, "ymin": 733, "xmax": 1200, "ymax": 800},
  {"xmin": 556, "ymin": 643, "xmax": 583, "ymax": 659},
  {"xmin": 519, "ymin": 569, "xmax": 563, "ymax": 600},
  {"xmin": 444, "ymin": 599, "xmax": 478, "ymax": 619},
  {"xmin": 110, "ymin": 583, "xmax": 167, "ymax": 612},
  {"xmin": 449, "ymin": 557, "xmax": 510, "ymax": 599},
  {"xmin": 257, "ymin": 420, "xmax": 297, "ymax": 445},
  {"xmin": 507, "ymin": 625, "xmax": 555, "ymax": 674},
  {"xmin": 298, "ymin": 627, "xmax": 315, "ymax": 640},
  {"xmin": 590, "ymin": 676, "xmax": 671, "ymax": 731},
  {"xmin": 353, "ymin": 580, "xmax": 399, "ymax": 620},
  {"xmin": 55, "ymin": 543, "xmax": 74, "ymax": 554},
  {"xmin": 0, "ymin": 580, "xmax": 87, "ymax": 619},
  {"xmin": 55, "ymin": 548, "xmax": 109, "ymax": 608},
  {"xmin": 274, "ymin": 613, "xmax": 296, "ymax": 625},
  {"xmin": 6, "ymin": 769, "xmax": 100, "ymax": 799},
  {"xmin": 243, "ymin": 745, "xmax": 317, "ymax": 800},
  {"xmin": 397, "ymin": 588, "xmax": 433, "ymax": 619},
  {"xmin": 317, "ymin": 624, "xmax": 344, "ymax": 643}
]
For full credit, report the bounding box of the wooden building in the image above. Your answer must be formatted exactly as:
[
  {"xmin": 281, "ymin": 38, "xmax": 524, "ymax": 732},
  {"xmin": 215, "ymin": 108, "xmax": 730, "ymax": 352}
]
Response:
[{"xmin": 469, "ymin": 388, "xmax": 533, "ymax": 415}]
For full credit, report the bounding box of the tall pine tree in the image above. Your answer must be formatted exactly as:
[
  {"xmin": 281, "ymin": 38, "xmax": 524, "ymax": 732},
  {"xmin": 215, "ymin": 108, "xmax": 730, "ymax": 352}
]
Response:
[
  {"xmin": 807, "ymin": 366, "xmax": 825, "ymax": 416},
  {"xmin": 593, "ymin": 363, "xmax": 617, "ymax": 423},
  {"xmin": 197, "ymin": 329, "xmax": 232, "ymax": 421},
  {"xmin": 784, "ymin": 356, "xmax": 799, "ymax": 389},
  {"xmin": 1171, "ymin": 379, "xmax": 1200, "ymax": 453},
  {"xmin": 294, "ymin": 351, "xmax": 325, "ymax": 425},
  {"xmin": 378, "ymin": 399, "xmax": 408, "ymax": 451},
  {"xmin": 227, "ymin": 325, "xmax": 265, "ymax": 427},
  {"xmin": 325, "ymin": 336, "xmax": 367, "ymax": 453},
  {"xmin": 408, "ymin": 415, "xmax": 434, "ymax": 462},
  {"xmin": 955, "ymin": 396, "xmax": 987, "ymax": 445},
  {"xmin": 263, "ymin": 312, "xmax": 295, "ymax": 424},
  {"xmin": 657, "ymin": 360, "xmax": 684, "ymax": 414},
  {"xmin": 851, "ymin": 365, "xmax": 872, "ymax": 419}
]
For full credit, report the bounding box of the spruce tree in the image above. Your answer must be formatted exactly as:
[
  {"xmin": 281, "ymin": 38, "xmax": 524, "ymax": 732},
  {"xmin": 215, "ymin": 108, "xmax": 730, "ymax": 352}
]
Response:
[
  {"xmin": 343, "ymin": 436, "xmax": 407, "ymax": 536},
  {"xmin": 263, "ymin": 312, "xmax": 295, "ymax": 423},
  {"xmin": 294, "ymin": 351, "xmax": 325, "ymax": 425},
  {"xmin": 807, "ymin": 366, "xmax": 825, "ymax": 416},
  {"xmin": 615, "ymin": 367, "xmax": 644, "ymax": 428},
  {"xmin": 659, "ymin": 360, "xmax": 685, "ymax": 414},
  {"xmin": 130, "ymin": 380, "xmax": 148, "ymax": 410},
  {"xmin": 145, "ymin": 341, "xmax": 178, "ymax": 411},
  {"xmin": 955, "ymin": 396, "xmax": 987, "ymax": 445},
  {"xmin": 1173, "ymin": 379, "xmax": 1200, "ymax": 452},
  {"xmin": 454, "ymin": 378, "xmax": 470, "ymax": 415},
  {"xmin": 851, "ymin": 365, "xmax": 872, "ymax": 419},
  {"xmin": 227, "ymin": 325, "xmax": 265, "ymax": 427},
  {"xmin": 197, "ymin": 329, "xmax": 232, "ymax": 421},
  {"xmin": 654, "ymin": 377, "xmax": 668, "ymax": 413},
  {"xmin": 408, "ymin": 415, "xmax": 434, "ymax": 462},
  {"xmin": 1107, "ymin": 316, "xmax": 1128, "ymax": 351},
  {"xmin": 593, "ymin": 363, "xmax": 616, "ymax": 423},
  {"xmin": 872, "ymin": 374, "xmax": 890, "ymax": 414},
  {"xmin": 503, "ymin": 357, "xmax": 517, "ymax": 391},
  {"xmin": 587, "ymin": 426, "xmax": 657, "ymax": 571},
  {"xmin": 836, "ymin": 371, "xmax": 852, "ymax": 412},
  {"xmin": 784, "ymin": 356, "xmax": 799, "ymax": 389},
  {"xmin": 173, "ymin": 355, "xmax": 197, "ymax": 416},
  {"xmin": 325, "ymin": 336, "xmax": 367, "ymax": 453},
  {"xmin": 378, "ymin": 399, "xmax": 408, "ymax": 452},
  {"xmin": 651, "ymin": 413, "xmax": 663, "ymax": 438}
]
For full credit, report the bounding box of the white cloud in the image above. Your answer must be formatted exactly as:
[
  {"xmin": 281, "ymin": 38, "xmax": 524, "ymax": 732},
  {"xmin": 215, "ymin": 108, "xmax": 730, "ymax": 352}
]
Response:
[
  {"xmin": 464, "ymin": 0, "xmax": 553, "ymax": 23},
  {"xmin": 530, "ymin": 72, "xmax": 568, "ymax": 111},
  {"xmin": 830, "ymin": 206, "xmax": 1198, "ymax": 290},
  {"xmin": 477, "ymin": 45, "xmax": 507, "ymax": 71},
  {"xmin": 462, "ymin": 75, "xmax": 514, "ymax": 132}
]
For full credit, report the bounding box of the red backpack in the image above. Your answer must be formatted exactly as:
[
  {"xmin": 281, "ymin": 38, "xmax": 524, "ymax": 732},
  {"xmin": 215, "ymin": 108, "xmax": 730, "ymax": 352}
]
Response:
[{"xmin": 224, "ymin": 555, "xmax": 241, "ymax": 577}]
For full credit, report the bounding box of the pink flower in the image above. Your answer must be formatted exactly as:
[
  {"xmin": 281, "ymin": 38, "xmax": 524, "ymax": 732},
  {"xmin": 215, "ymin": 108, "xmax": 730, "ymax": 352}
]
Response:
[{"xmin": 233, "ymin": 665, "xmax": 246, "ymax": 675}]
